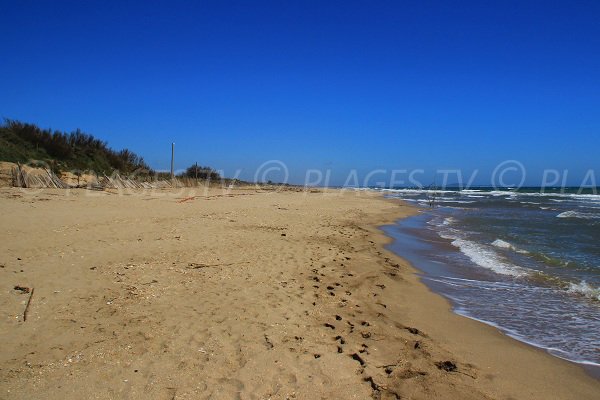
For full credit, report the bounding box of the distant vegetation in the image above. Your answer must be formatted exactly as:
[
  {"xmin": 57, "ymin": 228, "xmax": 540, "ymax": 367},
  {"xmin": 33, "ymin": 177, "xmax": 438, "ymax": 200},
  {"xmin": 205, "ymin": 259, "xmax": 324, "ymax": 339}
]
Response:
[
  {"xmin": 0, "ymin": 119, "xmax": 151, "ymax": 174},
  {"xmin": 182, "ymin": 164, "xmax": 221, "ymax": 180}
]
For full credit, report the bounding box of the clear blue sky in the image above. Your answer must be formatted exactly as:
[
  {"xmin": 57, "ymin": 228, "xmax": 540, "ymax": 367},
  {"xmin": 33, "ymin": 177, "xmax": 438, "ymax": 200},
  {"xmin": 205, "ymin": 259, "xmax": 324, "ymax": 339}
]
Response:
[{"xmin": 2, "ymin": 1, "xmax": 599, "ymax": 186}]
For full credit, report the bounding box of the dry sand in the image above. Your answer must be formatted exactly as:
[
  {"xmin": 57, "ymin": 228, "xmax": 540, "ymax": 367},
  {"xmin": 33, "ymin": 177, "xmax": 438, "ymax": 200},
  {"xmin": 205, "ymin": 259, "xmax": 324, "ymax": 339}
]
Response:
[{"xmin": 0, "ymin": 186, "xmax": 598, "ymax": 399}]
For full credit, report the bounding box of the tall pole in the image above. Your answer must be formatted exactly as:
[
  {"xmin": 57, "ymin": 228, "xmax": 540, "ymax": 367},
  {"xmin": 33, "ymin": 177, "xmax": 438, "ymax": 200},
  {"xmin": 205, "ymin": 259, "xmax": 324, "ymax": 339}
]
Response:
[
  {"xmin": 195, "ymin": 161, "xmax": 198, "ymax": 180},
  {"xmin": 170, "ymin": 142, "xmax": 175, "ymax": 179}
]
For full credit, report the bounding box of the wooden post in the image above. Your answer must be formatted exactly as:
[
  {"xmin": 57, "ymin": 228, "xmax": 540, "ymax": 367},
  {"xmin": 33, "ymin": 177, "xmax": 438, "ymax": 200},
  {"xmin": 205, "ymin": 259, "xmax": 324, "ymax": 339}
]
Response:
[
  {"xmin": 170, "ymin": 143, "xmax": 175, "ymax": 180},
  {"xmin": 195, "ymin": 162, "xmax": 198, "ymax": 180}
]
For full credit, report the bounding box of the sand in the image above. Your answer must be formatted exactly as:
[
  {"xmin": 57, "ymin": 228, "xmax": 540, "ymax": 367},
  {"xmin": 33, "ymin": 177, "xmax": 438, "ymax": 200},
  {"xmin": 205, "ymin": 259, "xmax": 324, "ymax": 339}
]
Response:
[{"xmin": 0, "ymin": 186, "xmax": 598, "ymax": 399}]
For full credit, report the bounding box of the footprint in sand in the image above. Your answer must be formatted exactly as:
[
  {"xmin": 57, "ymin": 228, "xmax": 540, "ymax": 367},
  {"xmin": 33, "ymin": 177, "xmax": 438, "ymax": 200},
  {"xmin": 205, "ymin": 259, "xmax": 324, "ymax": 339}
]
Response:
[
  {"xmin": 406, "ymin": 327, "xmax": 423, "ymax": 335},
  {"xmin": 359, "ymin": 344, "xmax": 369, "ymax": 354},
  {"xmin": 347, "ymin": 321, "xmax": 355, "ymax": 333},
  {"xmin": 350, "ymin": 353, "xmax": 366, "ymax": 366}
]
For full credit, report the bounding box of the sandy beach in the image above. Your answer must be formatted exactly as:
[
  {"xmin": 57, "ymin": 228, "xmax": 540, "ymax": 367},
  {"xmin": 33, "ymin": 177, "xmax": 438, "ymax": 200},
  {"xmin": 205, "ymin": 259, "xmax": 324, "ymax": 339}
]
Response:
[{"xmin": 1, "ymin": 186, "xmax": 598, "ymax": 399}]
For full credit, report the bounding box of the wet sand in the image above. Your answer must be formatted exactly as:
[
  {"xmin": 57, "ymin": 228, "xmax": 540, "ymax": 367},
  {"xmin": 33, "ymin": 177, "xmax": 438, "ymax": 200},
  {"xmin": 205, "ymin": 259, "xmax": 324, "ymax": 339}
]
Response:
[{"xmin": 0, "ymin": 186, "xmax": 598, "ymax": 399}]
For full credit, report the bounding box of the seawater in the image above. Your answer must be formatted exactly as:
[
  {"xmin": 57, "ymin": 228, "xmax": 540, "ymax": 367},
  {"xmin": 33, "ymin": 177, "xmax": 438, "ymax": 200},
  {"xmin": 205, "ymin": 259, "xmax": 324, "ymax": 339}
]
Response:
[{"xmin": 380, "ymin": 187, "xmax": 600, "ymax": 373}]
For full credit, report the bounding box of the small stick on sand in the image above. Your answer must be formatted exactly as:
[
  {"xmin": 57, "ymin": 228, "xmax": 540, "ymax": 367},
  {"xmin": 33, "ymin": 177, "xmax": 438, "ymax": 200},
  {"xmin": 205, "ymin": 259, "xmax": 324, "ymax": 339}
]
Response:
[
  {"xmin": 23, "ymin": 287, "xmax": 35, "ymax": 322},
  {"xmin": 177, "ymin": 196, "xmax": 196, "ymax": 203}
]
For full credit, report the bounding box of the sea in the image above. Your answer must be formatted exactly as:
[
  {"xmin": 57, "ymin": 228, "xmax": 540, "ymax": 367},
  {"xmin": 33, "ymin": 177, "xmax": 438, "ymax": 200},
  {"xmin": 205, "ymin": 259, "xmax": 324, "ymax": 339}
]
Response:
[{"xmin": 379, "ymin": 187, "xmax": 600, "ymax": 373}]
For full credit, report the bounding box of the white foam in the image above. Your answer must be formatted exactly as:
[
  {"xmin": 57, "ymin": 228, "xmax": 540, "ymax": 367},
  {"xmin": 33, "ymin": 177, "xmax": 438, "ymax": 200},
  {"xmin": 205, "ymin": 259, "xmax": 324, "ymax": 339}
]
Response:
[
  {"xmin": 448, "ymin": 238, "xmax": 527, "ymax": 277},
  {"xmin": 380, "ymin": 188, "xmax": 455, "ymax": 194},
  {"xmin": 492, "ymin": 239, "xmax": 514, "ymax": 249},
  {"xmin": 383, "ymin": 188, "xmax": 600, "ymax": 204},
  {"xmin": 442, "ymin": 217, "xmax": 456, "ymax": 226},
  {"xmin": 556, "ymin": 210, "xmax": 600, "ymax": 219},
  {"xmin": 567, "ymin": 281, "xmax": 600, "ymax": 301},
  {"xmin": 491, "ymin": 238, "xmax": 529, "ymax": 254},
  {"xmin": 435, "ymin": 200, "xmax": 476, "ymax": 204}
]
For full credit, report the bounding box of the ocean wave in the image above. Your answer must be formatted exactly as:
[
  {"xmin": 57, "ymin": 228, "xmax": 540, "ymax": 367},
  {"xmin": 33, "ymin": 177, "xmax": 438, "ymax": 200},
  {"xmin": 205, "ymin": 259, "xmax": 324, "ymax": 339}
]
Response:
[
  {"xmin": 526, "ymin": 251, "xmax": 577, "ymax": 270},
  {"xmin": 556, "ymin": 210, "xmax": 600, "ymax": 219},
  {"xmin": 443, "ymin": 217, "xmax": 456, "ymax": 225},
  {"xmin": 492, "ymin": 239, "xmax": 530, "ymax": 254},
  {"xmin": 438, "ymin": 227, "xmax": 462, "ymax": 241},
  {"xmin": 491, "ymin": 239, "xmax": 514, "ymax": 249},
  {"xmin": 383, "ymin": 189, "xmax": 600, "ymax": 205},
  {"xmin": 435, "ymin": 200, "xmax": 477, "ymax": 204},
  {"xmin": 447, "ymin": 237, "xmax": 527, "ymax": 277},
  {"xmin": 380, "ymin": 188, "xmax": 455, "ymax": 194},
  {"xmin": 567, "ymin": 281, "xmax": 600, "ymax": 301},
  {"xmin": 488, "ymin": 191, "xmax": 600, "ymax": 200}
]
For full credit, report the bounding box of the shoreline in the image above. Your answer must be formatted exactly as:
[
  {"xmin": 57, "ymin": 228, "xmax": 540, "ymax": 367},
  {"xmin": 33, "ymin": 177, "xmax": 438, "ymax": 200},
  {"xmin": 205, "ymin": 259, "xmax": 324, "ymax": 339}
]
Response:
[
  {"xmin": 370, "ymin": 197, "xmax": 600, "ymax": 398},
  {"xmin": 0, "ymin": 187, "xmax": 598, "ymax": 399},
  {"xmin": 381, "ymin": 209, "xmax": 600, "ymax": 378}
]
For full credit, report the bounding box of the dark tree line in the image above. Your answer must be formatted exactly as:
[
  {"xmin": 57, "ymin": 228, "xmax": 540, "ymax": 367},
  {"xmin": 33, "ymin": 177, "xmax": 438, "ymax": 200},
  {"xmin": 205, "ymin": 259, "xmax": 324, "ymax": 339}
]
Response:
[
  {"xmin": 183, "ymin": 164, "xmax": 220, "ymax": 180},
  {"xmin": 1, "ymin": 119, "xmax": 151, "ymax": 174}
]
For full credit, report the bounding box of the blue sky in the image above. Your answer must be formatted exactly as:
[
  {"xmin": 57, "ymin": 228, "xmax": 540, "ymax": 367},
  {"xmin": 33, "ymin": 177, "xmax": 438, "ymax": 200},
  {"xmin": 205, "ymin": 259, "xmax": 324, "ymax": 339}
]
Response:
[{"xmin": 1, "ymin": 1, "xmax": 599, "ymax": 186}]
